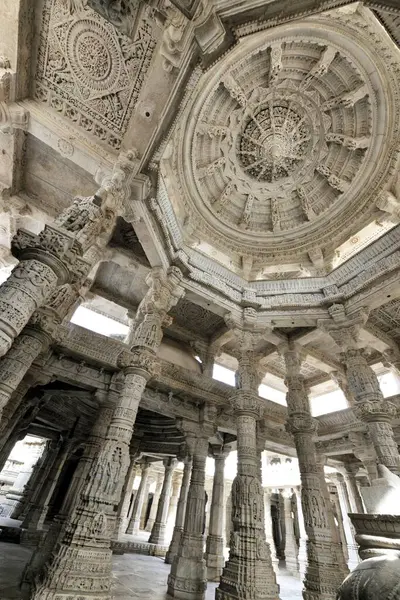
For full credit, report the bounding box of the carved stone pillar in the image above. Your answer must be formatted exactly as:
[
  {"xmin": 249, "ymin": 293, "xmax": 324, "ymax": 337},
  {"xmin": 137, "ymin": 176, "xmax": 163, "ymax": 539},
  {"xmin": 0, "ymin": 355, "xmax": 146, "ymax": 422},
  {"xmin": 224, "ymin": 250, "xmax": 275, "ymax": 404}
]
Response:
[
  {"xmin": 115, "ymin": 452, "xmax": 139, "ymax": 539},
  {"xmin": 283, "ymin": 342, "xmax": 349, "ymax": 600},
  {"xmin": 217, "ymin": 314, "xmax": 279, "ymax": 600},
  {"xmin": 264, "ymin": 488, "xmax": 278, "ymax": 573},
  {"xmin": 281, "ymin": 489, "xmax": 300, "ymax": 576},
  {"xmin": 1, "ymin": 437, "xmax": 46, "ymax": 517},
  {"xmin": 11, "ymin": 438, "xmax": 53, "ymax": 520},
  {"xmin": 168, "ymin": 414, "xmax": 215, "ymax": 600},
  {"xmin": 320, "ymin": 306, "xmax": 400, "ymax": 474},
  {"xmin": 343, "ymin": 465, "xmax": 364, "ymax": 514},
  {"xmin": 126, "ymin": 460, "xmax": 151, "ymax": 535},
  {"xmin": 145, "ymin": 470, "xmax": 163, "ymax": 533},
  {"xmin": 345, "ymin": 349, "xmax": 399, "ymax": 474},
  {"xmin": 29, "ymin": 261, "xmax": 184, "ymax": 600},
  {"xmin": 20, "ymin": 394, "xmax": 115, "ymax": 597},
  {"xmin": 20, "ymin": 437, "xmax": 68, "ymax": 531},
  {"xmin": 294, "ymin": 486, "xmax": 307, "ymax": 581},
  {"xmin": 165, "ymin": 456, "xmax": 192, "ymax": 564},
  {"xmin": 348, "ymin": 431, "xmax": 378, "ymax": 484},
  {"xmin": 0, "ymin": 151, "xmax": 138, "ymax": 359},
  {"xmin": 166, "ymin": 470, "xmax": 183, "ymax": 540},
  {"xmin": 206, "ymin": 444, "xmax": 231, "ymax": 581},
  {"xmin": 140, "ymin": 474, "xmax": 153, "ymax": 530},
  {"xmin": 149, "ymin": 457, "xmax": 177, "ymax": 545},
  {"xmin": 329, "ymin": 474, "xmax": 359, "ymax": 569}
]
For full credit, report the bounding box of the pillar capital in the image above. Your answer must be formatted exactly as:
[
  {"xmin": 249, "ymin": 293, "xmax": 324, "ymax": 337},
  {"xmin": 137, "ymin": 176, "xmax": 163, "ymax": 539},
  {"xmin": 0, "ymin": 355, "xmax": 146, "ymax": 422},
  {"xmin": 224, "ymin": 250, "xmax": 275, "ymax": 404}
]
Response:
[
  {"xmin": 126, "ymin": 266, "xmax": 184, "ymax": 352},
  {"xmin": 209, "ymin": 443, "xmax": 231, "ymax": 460},
  {"xmin": 286, "ymin": 414, "xmax": 318, "ymax": 436},
  {"xmin": 117, "ymin": 348, "xmax": 161, "ymax": 381},
  {"xmin": 317, "ymin": 303, "xmax": 369, "ymax": 352},
  {"xmin": 353, "ymin": 399, "xmax": 398, "ymax": 423},
  {"xmin": 231, "ymin": 389, "xmax": 264, "ymax": 419}
]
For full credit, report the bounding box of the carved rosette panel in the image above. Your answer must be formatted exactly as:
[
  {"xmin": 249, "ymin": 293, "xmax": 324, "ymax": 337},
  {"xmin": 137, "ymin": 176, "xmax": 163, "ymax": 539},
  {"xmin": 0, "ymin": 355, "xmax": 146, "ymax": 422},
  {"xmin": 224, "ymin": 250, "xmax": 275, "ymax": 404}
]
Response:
[
  {"xmin": 36, "ymin": 0, "xmax": 155, "ymax": 149},
  {"xmin": 162, "ymin": 11, "xmax": 400, "ymax": 268}
]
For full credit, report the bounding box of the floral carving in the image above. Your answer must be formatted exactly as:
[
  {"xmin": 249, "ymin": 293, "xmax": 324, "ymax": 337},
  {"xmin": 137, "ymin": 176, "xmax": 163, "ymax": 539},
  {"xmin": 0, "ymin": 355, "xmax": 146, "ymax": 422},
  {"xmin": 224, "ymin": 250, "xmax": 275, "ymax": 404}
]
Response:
[{"xmin": 36, "ymin": 0, "xmax": 155, "ymax": 148}]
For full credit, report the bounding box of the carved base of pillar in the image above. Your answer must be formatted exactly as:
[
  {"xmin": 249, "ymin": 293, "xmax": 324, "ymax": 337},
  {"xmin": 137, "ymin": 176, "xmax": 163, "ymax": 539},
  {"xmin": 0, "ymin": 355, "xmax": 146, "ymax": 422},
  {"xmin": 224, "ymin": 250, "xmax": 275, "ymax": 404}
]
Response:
[
  {"xmin": 167, "ymin": 533, "xmax": 207, "ymax": 600},
  {"xmin": 205, "ymin": 534, "xmax": 225, "ymax": 581},
  {"xmin": 165, "ymin": 526, "xmax": 182, "ymax": 564},
  {"xmin": 31, "ymin": 546, "xmax": 113, "ymax": 600},
  {"xmin": 285, "ymin": 555, "xmax": 300, "ymax": 578},
  {"xmin": 302, "ymin": 539, "xmax": 348, "ymax": 600},
  {"xmin": 148, "ymin": 522, "xmax": 166, "ymax": 545},
  {"xmin": 145, "ymin": 518, "xmax": 155, "ymax": 532},
  {"xmin": 125, "ymin": 518, "xmax": 140, "ymax": 535},
  {"xmin": 216, "ymin": 532, "xmax": 280, "ymax": 600}
]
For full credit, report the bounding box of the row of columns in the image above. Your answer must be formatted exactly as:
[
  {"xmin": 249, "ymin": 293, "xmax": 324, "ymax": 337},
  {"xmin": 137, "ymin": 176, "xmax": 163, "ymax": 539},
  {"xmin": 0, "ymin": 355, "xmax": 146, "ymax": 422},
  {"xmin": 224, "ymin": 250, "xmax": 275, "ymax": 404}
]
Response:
[{"xmin": 0, "ymin": 157, "xmax": 398, "ymax": 600}]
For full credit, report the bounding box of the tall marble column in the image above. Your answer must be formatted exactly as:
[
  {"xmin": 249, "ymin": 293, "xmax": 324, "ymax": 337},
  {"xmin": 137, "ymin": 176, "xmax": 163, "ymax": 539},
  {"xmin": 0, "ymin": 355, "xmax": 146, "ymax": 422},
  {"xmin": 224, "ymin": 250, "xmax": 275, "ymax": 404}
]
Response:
[
  {"xmin": 20, "ymin": 393, "xmax": 116, "ymax": 598},
  {"xmin": 1, "ymin": 437, "xmax": 46, "ymax": 517},
  {"xmin": 294, "ymin": 486, "xmax": 307, "ymax": 581},
  {"xmin": 343, "ymin": 465, "xmax": 364, "ymax": 513},
  {"xmin": 21, "ymin": 435, "xmax": 77, "ymax": 534},
  {"xmin": 115, "ymin": 452, "xmax": 139, "ymax": 539},
  {"xmin": 149, "ymin": 457, "xmax": 177, "ymax": 545},
  {"xmin": 126, "ymin": 460, "xmax": 151, "ymax": 535},
  {"xmin": 283, "ymin": 342, "xmax": 349, "ymax": 599},
  {"xmin": 168, "ymin": 413, "xmax": 215, "ymax": 600},
  {"xmin": 329, "ymin": 474, "xmax": 359, "ymax": 569},
  {"xmin": 0, "ymin": 151, "xmax": 138, "ymax": 359},
  {"xmin": 206, "ymin": 444, "xmax": 231, "ymax": 581},
  {"xmin": 165, "ymin": 456, "xmax": 192, "ymax": 564},
  {"xmin": 166, "ymin": 470, "xmax": 183, "ymax": 540},
  {"xmin": 217, "ymin": 312, "xmax": 279, "ymax": 600},
  {"xmin": 31, "ymin": 266, "xmax": 184, "ymax": 600},
  {"xmin": 320, "ymin": 305, "xmax": 400, "ymax": 474},
  {"xmin": 145, "ymin": 470, "xmax": 163, "ymax": 533},
  {"xmin": 264, "ymin": 488, "xmax": 279, "ymax": 573},
  {"xmin": 281, "ymin": 489, "xmax": 300, "ymax": 577},
  {"xmin": 11, "ymin": 439, "xmax": 52, "ymax": 520},
  {"xmin": 140, "ymin": 474, "xmax": 153, "ymax": 530}
]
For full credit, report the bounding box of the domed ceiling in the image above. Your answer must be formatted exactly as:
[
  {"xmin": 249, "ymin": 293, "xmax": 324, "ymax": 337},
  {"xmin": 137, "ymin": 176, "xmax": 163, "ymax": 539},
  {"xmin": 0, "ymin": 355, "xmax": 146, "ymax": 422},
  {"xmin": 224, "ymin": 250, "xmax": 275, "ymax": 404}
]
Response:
[{"xmin": 160, "ymin": 8, "xmax": 400, "ymax": 278}]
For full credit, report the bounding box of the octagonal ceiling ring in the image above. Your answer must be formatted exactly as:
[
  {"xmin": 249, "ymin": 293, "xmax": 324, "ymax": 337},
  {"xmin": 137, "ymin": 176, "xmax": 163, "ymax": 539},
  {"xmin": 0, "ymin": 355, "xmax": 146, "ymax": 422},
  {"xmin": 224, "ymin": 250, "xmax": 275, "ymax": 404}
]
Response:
[{"xmin": 169, "ymin": 15, "xmax": 399, "ymax": 262}]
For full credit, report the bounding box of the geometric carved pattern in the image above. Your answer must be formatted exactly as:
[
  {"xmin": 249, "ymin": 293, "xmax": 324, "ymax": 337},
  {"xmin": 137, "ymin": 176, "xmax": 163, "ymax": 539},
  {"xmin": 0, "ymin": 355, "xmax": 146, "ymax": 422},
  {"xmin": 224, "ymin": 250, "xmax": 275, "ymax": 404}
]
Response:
[
  {"xmin": 169, "ymin": 298, "xmax": 225, "ymax": 337},
  {"xmin": 159, "ymin": 9, "xmax": 400, "ymax": 272},
  {"xmin": 36, "ymin": 0, "xmax": 155, "ymax": 149},
  {"xmin": 368, "ymin": 299, "xmax": 400, "ymax": 343}
]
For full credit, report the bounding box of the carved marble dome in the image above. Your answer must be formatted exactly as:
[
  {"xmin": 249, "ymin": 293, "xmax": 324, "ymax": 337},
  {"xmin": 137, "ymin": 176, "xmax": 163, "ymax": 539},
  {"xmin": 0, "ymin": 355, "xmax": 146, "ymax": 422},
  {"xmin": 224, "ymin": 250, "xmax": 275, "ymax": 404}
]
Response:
[{"xmin": 161, "ymin": 10, "xmax": 400, "ymax": 275}]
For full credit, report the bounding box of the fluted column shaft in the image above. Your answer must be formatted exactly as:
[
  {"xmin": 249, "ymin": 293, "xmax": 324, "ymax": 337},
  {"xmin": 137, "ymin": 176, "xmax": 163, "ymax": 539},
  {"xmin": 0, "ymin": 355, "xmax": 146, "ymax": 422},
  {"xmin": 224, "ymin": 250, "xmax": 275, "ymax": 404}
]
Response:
[
  {"xmin": 165, "ymin": 456, "xmax": 192, "ymax": 564},
  {"xmin": 126, "ymin": 461, "xmax": 151, "ymax": 535},
  {"xmin": 168, "ymin": 422, "xmax": 213, "ymax": 600},
  {"xmin": 145, "ymin": 471, "xmax": 163, "ymax": 532},
  {"xmin": 149, "ymin": 457, "xmax": 176, "ymax": 545},
  {"xmin": 283, "ymin": 344, "xmax": 348, "ymax": 600},
  {"xmin": 206, "ymin": 445, "xmax": 230, "ymax": 581}
]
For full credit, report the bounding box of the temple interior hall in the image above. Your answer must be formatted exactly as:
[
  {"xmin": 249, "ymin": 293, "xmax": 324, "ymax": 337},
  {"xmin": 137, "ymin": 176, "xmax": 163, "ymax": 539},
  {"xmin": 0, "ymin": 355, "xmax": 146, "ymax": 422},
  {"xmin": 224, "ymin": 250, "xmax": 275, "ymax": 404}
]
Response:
[{"xmin": 0, "ymin": 1, "xmax": 400, "ymax": 599}]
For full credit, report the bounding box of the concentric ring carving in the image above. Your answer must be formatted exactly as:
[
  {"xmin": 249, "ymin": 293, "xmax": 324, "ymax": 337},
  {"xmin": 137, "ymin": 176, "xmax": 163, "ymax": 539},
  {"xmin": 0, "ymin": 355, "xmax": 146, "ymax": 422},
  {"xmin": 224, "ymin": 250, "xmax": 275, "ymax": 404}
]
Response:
[{"xmin": 66, "ymin": 19, "xmax": 122, "ymax": 93}]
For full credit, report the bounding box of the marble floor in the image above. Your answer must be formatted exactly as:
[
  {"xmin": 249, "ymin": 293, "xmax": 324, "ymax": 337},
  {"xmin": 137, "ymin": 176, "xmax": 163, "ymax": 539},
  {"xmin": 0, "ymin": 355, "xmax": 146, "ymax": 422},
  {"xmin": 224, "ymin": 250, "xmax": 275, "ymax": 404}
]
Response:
[{"xmin": 0, "ymin": 541, "xmax": 302, "ymax": 600}]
